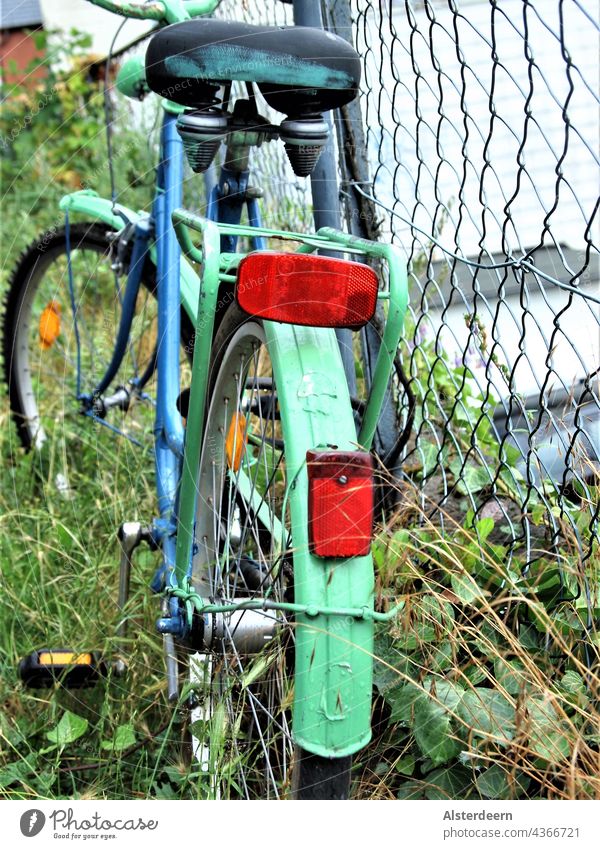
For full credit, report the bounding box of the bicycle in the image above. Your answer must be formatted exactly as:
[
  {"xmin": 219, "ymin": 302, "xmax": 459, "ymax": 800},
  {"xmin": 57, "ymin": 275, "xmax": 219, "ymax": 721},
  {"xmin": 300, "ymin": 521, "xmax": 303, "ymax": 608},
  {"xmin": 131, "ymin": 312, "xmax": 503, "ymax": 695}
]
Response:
[{"xmin": 2, "ymin": 0, "xmax": 408, "ymax": 799}]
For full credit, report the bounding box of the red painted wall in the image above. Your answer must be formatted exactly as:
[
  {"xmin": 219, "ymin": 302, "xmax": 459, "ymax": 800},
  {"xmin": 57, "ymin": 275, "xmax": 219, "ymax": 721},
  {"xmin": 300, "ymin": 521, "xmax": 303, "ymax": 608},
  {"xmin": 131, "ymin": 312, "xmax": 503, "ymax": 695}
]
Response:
[{"xmin": 0, "ymin": 28, "xmax": 46, "ymax": 87}]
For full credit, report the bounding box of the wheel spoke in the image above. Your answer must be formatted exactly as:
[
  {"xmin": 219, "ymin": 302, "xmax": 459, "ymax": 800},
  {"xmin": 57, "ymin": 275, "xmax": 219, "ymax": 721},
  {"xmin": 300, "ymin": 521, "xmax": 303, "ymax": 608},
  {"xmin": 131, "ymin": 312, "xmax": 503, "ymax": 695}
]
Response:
[{"xmin": 193, "ymin": 316, "xmax": 294, "ymax": 798}]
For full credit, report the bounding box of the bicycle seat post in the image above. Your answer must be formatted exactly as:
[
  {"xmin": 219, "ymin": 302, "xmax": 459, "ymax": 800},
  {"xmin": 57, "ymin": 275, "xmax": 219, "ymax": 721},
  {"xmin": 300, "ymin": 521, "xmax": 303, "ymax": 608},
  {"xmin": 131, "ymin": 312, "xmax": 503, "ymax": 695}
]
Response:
[
  {"xmin": 212, "ymin": 98, "xmax": 268, "ymax": 254},
  {"xmin": 291, "ymin": 0, "xmax": 357, "ymax": 397}
]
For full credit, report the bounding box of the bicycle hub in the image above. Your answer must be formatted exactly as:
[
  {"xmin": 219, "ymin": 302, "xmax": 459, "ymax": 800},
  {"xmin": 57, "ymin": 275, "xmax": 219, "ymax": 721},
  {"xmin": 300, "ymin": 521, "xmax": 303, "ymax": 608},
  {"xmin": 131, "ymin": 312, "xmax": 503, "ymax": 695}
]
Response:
[{"xmin": 191, "ymin": 605, "xmax": 280, "ymax": 654}]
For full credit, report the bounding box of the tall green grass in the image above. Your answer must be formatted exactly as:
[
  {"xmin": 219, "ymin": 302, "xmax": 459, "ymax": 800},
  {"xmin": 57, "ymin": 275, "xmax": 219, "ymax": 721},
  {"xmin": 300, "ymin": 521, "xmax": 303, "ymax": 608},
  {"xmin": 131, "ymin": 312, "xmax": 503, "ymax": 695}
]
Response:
[{"xmin": 1, "ymin": 407, "xmax": 597, "ymax": 800}]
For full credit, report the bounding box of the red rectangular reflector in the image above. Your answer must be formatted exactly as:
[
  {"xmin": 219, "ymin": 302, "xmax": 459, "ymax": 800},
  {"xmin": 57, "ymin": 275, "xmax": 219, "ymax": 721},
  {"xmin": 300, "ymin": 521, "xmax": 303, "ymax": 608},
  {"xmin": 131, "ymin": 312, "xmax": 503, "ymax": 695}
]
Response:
[
  {"xmin": 236, "ymin": 252, "xmax": 378, "ymax": 328},
  {"xmin": 307, "ymin": 450, "xmax": 374, "ymax": 557}
]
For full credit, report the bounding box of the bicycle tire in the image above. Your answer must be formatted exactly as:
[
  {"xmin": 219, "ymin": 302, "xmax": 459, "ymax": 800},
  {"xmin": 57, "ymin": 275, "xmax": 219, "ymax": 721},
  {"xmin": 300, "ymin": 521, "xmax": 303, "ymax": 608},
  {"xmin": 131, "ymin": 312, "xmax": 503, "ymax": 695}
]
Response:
[
  {"xmin": 189, "ymin": 302, "xmax": 353, "ymax": 799},
  {"xmin": 1, "ymin": 223, "xmax": 193, "ymax": 457}
]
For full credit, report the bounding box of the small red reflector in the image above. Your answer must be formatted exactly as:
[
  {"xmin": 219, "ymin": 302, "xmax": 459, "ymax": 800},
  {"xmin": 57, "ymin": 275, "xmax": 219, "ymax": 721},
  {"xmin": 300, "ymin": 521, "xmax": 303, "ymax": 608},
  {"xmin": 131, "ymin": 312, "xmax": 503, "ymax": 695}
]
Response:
[
  {"xmin": 307, "ymin": 450, "xmax": 374, "ymax": 557},
  {"xmin": 236, "ymin": 252, "xmax": 378, "ymax": 328}
]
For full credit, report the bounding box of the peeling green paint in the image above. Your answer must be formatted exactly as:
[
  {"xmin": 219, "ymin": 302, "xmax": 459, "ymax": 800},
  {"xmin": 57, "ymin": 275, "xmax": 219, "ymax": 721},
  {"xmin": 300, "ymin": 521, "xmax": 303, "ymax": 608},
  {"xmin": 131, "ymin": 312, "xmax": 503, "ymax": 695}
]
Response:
[{"xmin": 164, "ymin": 46, "xmax": 353, "ymax": 89}]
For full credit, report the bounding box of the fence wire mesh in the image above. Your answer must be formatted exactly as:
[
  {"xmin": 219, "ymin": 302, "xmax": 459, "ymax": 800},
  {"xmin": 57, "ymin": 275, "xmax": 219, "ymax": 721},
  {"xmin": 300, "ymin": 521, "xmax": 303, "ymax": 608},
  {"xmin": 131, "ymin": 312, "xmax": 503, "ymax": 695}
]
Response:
[
  {"xmin": 344, "ymin": 0, "xmax": 599, "ymax": 587},
  {"xmin": 213, "ymin": 0, "xmax": 600, "ymax": 624},
  {"xmin": 118, "ymin": 1, "xmax": 599, "ymax": 624}
]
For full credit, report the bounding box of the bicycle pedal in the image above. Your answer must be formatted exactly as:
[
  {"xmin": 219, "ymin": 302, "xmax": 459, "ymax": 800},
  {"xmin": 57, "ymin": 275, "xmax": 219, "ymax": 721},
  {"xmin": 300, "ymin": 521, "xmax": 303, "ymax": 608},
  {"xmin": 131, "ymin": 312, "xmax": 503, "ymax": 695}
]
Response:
[{"xmin": 18, "ymin": 649, "xmax": 107, "ymax": 689}]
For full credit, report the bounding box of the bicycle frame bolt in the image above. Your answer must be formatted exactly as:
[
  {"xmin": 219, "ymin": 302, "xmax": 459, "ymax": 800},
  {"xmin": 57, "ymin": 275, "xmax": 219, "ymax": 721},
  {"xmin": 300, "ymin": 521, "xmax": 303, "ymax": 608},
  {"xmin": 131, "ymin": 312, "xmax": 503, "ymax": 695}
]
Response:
[{"xmin": 338, "ymin": 475, "xmax": 348, "ymax": 485}]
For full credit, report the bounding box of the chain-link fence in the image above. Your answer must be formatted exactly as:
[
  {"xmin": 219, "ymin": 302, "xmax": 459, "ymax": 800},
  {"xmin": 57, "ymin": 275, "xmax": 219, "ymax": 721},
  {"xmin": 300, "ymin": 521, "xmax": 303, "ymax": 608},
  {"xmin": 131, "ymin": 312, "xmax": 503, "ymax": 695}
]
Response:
[
  {"xmin": 342, "ymin": 0, "xmax": 599, "ymax": 579},
  {"xmin": 214, "ymin": 0, "xmax": 600, "ymax": 624},
  {"xmin": 116, "ymin": 1, "xmax": 599, "ymax": 617}
]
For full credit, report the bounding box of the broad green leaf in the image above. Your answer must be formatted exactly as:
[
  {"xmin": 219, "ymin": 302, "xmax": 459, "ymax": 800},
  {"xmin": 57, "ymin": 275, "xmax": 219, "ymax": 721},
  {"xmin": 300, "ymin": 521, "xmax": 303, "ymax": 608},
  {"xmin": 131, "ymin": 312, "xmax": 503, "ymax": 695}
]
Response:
[
  {"xmin": 32, "ymin": 31, "xmax": 48, "ymax": 50},
  {"xmin": 373, "ymin": 632, "xmax": 422, "ymax": 693},
  {"xmin": 451, "ymin": 571, "xmax": 487, "ymax": 604},
  {"xmin": 389, "ymin": 529, "xmax": 413, "ymax": 550},
  {"xmin": 499, "ymin": 465, "xmax": 526, "ymax": 494},
  {"xmin": 417, "ymin": 442, "xmax": 440, "ymax": 478},
  {"xmin": 189, "ymin": 719, "xmax": 209, "ymax": 740},
  {"xmin": 463, "ymin": 663, "xmax": 487, "ymax": 685},
  {"xmin": 33, "ymin": 771, "xmax": 55, "ymax": 793},
  {"xmin": 475, "ymin": 517, "xmax": 495, "ymax": 541},
  {"xmin": 560, "ymin": 670, "xmax": 586, "ymax": 697},
  {"xmin": 549, "ymin": 606, "xmax": 586, "ymax": 635},
  {"xmin": 372, "ymin": 541, "xmax": 386, "ymax": 571},
  {"xmin": 518, "ymin": 624, "xmax": 540, "ymax": 650},
  {"xmin": 395, "ymin": 755, "xmax": 416, "ymax": 776},
  {"xmin": 527, "ymin": 697, "xmax": 572, "ymax": 763},
  {"xmin": 396, "ymin": 780, "xmax": 426, "ymax": 799},
  {"xmin": 46, "ymin": 711, "xmax": 88, "ymax": 747},
  {"xmin": 430, "ymin": 642, "xmax": 454, "ymax": 672},
  {"xmin": 528, "ymin": 696, "xmax": 558, "ymax": 727},
  {"xmin": 425, "ymin": 677, "xmax": 466, "ymax": 711},
  {"xmin": 473, "ymin": 621, "xmax": 504, "ymax": 655},
  {"xmin": 152, "ymin": 781, "xmax": 178, "ymax": 800},
  {"xmin": 386, "ymin": 683, "xmax": 421, "ymax": 725},
  {"xmin": 530, "ymin": 502, "xmax": 546, "ymax": 525},
  {"xmin": 394, "ymin": 623, "xmax": 437, "ymax": 650},
  {"xmin": 449, "ymin": 459, "xmax": 490, "ymax": 495},
  {"xmin": 413, "ymin": 693, "xmax": 462, "ymax": 766},
  {"xmin": 502, "ymin": 442, "xmax": 523, "ymax": 467},
  {"xmin": 424, "ymin": 764, "xmax": 473, "ymax": 800},
  {"xmin": 476, "ymin": 764, "xmax": 530, "ymax": 799},
  {"xmin": 394, "ymin": 594, "xmax": 455, "ymax": 650},
  {"xmin": 494, "ymin": 658, "xmax": 527, "ymax": 695},
  {"xmin": 530, "ymin": 729, "xmax": 571, "ymax": 763},
  {"xmin": 101, "ymin": 724, "xmax": 136, "ymax": 752},
  {"xmin": 0, "ymin": 760, "xmax": 31, "ymax": 789},
  {"xmin": 162, "ymin": 765, "xmax": 186, "ymax": 783},
  {"xmin": 421, "ymin": 594, "xmax": 455, "ymax": 627},
  {"xmin": 458, "ymin": 688, "xmax": 515, "ymax": 742}
]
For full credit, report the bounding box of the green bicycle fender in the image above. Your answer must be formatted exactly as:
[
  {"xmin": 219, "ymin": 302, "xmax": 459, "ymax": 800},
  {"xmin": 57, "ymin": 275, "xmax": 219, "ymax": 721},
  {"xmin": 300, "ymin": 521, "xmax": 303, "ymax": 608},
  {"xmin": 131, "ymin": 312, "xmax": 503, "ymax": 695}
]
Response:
[
  {"xmin": 264, "ymin": 321, "xmax": 374, "ymax": 759},
  {"xmin": 59, "ymin": 190, "xmax": 138, "ymax": 232},
  {"xmin": 59, "ymin": 191, "xmax": 200, "ymax": 323}
]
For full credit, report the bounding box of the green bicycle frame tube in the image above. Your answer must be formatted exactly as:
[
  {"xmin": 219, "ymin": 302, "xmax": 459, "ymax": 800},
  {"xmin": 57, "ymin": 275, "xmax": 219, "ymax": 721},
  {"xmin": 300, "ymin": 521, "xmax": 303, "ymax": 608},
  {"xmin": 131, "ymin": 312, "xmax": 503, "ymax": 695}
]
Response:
[
  {"xmin": 86, "ymin": 0, "xmax": 220, "ymax": 24},
  {"xmin": 58, "ymin": 189, "xmax": 200, "ymax": 324}
]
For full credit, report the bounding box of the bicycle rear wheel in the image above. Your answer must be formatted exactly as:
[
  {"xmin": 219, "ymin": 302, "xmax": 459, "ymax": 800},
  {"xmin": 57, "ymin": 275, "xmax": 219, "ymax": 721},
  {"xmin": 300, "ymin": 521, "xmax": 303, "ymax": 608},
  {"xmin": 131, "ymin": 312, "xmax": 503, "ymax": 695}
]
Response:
[{"xmin": 189, "ymin": 303, "xmax": 352, "ymax": 799}]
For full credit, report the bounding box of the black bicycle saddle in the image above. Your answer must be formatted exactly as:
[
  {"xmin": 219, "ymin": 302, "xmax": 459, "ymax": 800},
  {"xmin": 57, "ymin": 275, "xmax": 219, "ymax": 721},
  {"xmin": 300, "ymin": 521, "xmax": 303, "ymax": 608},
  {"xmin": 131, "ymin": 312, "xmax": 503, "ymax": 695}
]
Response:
[{"xmin": 145, "ymin": 18, "xmax": 361, "ymax": 116}]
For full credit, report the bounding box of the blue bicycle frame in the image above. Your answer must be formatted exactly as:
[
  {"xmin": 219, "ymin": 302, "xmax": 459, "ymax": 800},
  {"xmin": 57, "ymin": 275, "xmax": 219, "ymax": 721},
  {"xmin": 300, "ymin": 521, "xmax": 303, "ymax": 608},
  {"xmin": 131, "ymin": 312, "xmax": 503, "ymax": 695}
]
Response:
[{"xmin": 62, "ymin": 101, "xmax": 268, "ymax": 601}]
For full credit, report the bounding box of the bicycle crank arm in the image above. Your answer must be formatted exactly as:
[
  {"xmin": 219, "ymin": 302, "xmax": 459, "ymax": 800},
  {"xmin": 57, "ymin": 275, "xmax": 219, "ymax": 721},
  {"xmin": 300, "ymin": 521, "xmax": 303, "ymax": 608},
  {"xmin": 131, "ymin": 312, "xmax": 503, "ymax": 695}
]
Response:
[
  {"xmin": 163, "ymin": 632, "xmax": 179, "ymax": 702},
  {"xmin": 115, "ymin": 521, "xmax": 152, "ymax": 675}
]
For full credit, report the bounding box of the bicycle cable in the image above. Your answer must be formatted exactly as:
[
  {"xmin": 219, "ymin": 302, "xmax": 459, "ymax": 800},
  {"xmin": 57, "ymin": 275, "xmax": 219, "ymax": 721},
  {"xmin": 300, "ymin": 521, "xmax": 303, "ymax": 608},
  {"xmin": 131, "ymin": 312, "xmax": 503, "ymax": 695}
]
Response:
[{"xmin": 103, "ymin": 18, "xmax": 127, "ymax": 213}]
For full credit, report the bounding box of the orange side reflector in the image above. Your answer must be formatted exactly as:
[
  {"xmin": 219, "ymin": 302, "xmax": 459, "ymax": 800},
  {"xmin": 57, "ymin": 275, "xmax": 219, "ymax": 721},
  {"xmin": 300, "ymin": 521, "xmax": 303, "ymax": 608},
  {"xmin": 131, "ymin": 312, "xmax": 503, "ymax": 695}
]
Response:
[
  {"xmin": 38, "ymin": 651, "xmax": 92, "ymax": 666},
  {"xmin": 225, "ymin": 413, "xmax": 247, "ymax": 472},
  {"xmin": 39, "ymin": 300, "xmax": 61, "ymax": 349}
]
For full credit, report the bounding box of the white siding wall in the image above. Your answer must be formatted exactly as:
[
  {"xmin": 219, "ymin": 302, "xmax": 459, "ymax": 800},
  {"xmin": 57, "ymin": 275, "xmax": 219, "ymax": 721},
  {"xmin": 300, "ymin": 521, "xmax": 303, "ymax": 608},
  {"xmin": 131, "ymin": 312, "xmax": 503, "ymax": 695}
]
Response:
[
  {"xmin": 370, "ymin": 0, "xmax": 600, "ymax": 400},
  {"xmin": 381, "ymin": 0, "xmax": 599, "ymax": 255},
  {"xmin": 39, "ymin": 0, "xmax": 152, "ymax": 56}
]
